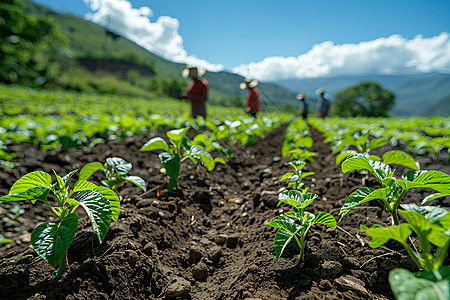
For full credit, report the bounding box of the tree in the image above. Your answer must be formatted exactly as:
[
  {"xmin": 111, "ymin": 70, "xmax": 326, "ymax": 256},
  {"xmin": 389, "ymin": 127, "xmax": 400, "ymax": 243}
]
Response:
[
  {"xmin": 331, "ymin": 82, "xmax": 395, "ymax": 117},
  {"xmin": 0, "ymin": 0, "xmax": 65, "ymax": 86}
]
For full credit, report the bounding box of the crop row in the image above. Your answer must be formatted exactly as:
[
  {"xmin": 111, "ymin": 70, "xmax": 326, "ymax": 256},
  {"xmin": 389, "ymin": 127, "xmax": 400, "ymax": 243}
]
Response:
[
  {"xmin": 309, "ymin": 117, "xmax": 450, "ymax": 160},
  {"xmin": 267, "ymin": 117, "xmax": 450, "ymax": 299}
]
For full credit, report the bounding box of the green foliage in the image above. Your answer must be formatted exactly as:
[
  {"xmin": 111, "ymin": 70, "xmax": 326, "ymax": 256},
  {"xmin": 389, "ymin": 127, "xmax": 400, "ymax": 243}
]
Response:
[
  {"xmin": 266, "ymin": 190, "xmax": 336, "ymax": 261},
  {"xmin": 140, "ymin": 128, "xmax": 224, "ymax": 190},
  {"xmin": 280, "ymin": 160, "xmax": 314, "ymax": 193},
  {"xmin": 339, "ymin": 153, "xmax": 450, "ymax": 225},
  {"xmin": 0, "ymin": 169, "xmax": 120, "ymax": 276},
  {"xmin": 0, "ymin": 234, "xmax": 13, "ymax": 244},
  {"xmin": 361, "ymin": 204, "xmax": 450, "ymax": 271},
  {"xmin": 79, "ymin": 157, "xmax": 146, "ymax": 192},
  {"xmin": 332, "ymin": 82, "xmax": 395, "ymax": 117},
  {"xmin": 0, "ymin": 0, "xmax": 65, "ymax": 86},
  {"xmin": 389, "ymin": 266, "xmax": 450, "ymax": 300}
]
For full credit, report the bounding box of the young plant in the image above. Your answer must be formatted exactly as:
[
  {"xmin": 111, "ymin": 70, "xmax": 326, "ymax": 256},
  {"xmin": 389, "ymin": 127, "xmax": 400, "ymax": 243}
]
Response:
[
  {"xmin": 280, "ymin": 160, "xmax": 314, "ymax": 193},
  {"xmin": 333, "ymin": 132, "xmax": 389, "ymax": 165},
  {"xmin": 140, "ymin": 127, "xmax": 225, "ymax": 190},
  {"xmin": 79, "ymin": 157, "xmax": 146, "ymax": 192},
  {"xmin": 339, "ymin": 151, "xmax": 450, "ymax": 225},
  {"xmin": 360, "ymin": 204, "xmax": 450, "ymax": 299},
  {"xmin": 0, "ymin": 170, "xmax": 120, "ymax": 276},
  {"xmin": 266, "ymin": 190, "xmax": 336, "ymax": 262}
]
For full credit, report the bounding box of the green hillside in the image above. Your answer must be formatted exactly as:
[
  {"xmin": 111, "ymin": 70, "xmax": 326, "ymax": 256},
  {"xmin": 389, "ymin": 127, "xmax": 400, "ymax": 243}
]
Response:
[{"xmin": 22, "ymin": 0, "xmax": 299, "ymax": 111}]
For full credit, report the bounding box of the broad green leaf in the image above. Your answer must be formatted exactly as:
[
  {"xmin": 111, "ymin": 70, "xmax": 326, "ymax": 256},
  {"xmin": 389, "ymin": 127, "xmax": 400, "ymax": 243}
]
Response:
[
  {"xmin": 339, "ymin": 187, "xmax": 375, "ymax": 220},
  {"xmin": 0, "ymin": 186, "xmax": 50, "ymax": 204},
  {"xmin": 382, "ymin": 150, "xmax": 419, "ymax": 170},
  {"xmin": 159, "ymin": 152, "xmax": 180, "ymax": 190},
  {"xmin": 93, "ymin": 186, "xmax": 120, "ymax": 222},
  {"xmin": 400, "ymin": 204, "xmax": 448, "ymax": 223},
  {"xmin": 422, "ymin": 192, "xmax": 450, "ymax": 205},
  {"xmin": 402, "ymin": 170, "xmax": 427, "ymax": 182},
  {"xmin": 266, "ymin": 216, "xmax": 304, "ymax": 260},
  {"xmin": 167, "ymin": 127, "xmax": 189, "ymax": 145},
  {"xmin": 389, "ymin": 268, "xmax": 450, "ymax": 300},
  {"xmin": 369, "ymin": 137, "xmax": 389, "ymax": 149},
  {"xmin": 79, "ymin": 162, "xmax": 104, "ymax": 181},
  {"xmin": 106, "ymin": 157, "xmax": 132, "ymax": 174},
  {"xmin": 336, "ymin": 151, "xmax": 357, "ymax": 165},
  {"xmin": 342, "ymin": 154, "xmax": 391, "ymax": 183},
  {"xmin": 31, "ymin": 213, "xmax": 78, "ymax": 268},
  {"xmin": 361, "ymin": 223, "xmax": 412, "ymax": 248},
  {"xmin": 73, "ymin": 190, "xmax": 112, "ymax": 243},
  {"xmin": 71, "ymin": 180, "xmax": 98, "ymax": 194},
  {"xmin": 189, "ymin": 145, "xmax": 215, "ymax": 171},
  {"xmin": 300, "ymin": 171, "xmax": 314, "ymax": 179},
  {"xmin": 397, "ymin": 170, "xmax": 450, "ymax": 193},
  {"xmin": 266, "ymin": 215, "xmax": 302, "ymax": 234},
  {"xmin": 140, "ymin": 137, "xmax": 169, "ymax": 152},
  {"xmin": 399, "ymin": 209, "xmax": 449, "ymax": 248},
  {"xmin": 277, "ymin": 190, "xmax": 317, "ymax": 208},
  {"xmin": 124, "ymin": 176, "xmax": 147, "ymax": 192},
  {"xmin": 312, "ymin": 212, "xmax": 337, "ymax": 228},
  {"xmin": 9, "ymin": 171, "xmax": 52, "ymax": 195},
  {"xmin": 273, "ymin": 229, "xmax": 297, "ymax": 260},
  {"xmin": 367, "ymin": 154, "xmax": 381, "ymax": 161}
]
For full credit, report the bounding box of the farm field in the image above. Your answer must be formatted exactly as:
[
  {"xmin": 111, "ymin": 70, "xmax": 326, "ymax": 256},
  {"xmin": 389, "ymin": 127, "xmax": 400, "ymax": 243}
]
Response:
[{"xmin": 0, "ymin": 86, "xmax": 449, "ymax": 299}]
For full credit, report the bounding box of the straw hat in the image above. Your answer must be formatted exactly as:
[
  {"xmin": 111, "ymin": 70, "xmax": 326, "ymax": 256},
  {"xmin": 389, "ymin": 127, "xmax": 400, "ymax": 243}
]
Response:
[
  {"xmin": 182, "ymin": 65, "xmax": 206, "ymax": 78},
  {"xmin": 239, "ymin": 78, "xmax": 259, "ymax": 89},
  {"xmin": 296, "ymin": 93, "xmax": 307, "ymax": 100},
  {"xmin": 316, "ymin": 88, "xmax": 325, "ymax": 95}
]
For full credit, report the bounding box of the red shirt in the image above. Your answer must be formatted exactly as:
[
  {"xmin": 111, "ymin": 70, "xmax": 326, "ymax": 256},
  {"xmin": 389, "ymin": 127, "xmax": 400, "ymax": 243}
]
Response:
[
  {"xmin": 246, "ymin": 87, "xmax": 261, "ymax": 113},
  {"xmin": 187, "ymin": 77, "xmax": 208, "ymax": 104}
]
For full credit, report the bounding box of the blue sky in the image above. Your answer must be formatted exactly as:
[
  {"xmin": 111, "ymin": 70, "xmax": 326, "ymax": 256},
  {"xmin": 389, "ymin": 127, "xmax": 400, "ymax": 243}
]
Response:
[{"xmin": 34, "ymin": 0, "xmax": 450, "ymax": 80}]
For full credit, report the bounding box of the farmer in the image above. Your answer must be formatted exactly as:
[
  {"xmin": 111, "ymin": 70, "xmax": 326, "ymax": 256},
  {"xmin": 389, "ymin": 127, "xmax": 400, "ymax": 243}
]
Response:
[
  {"xmin": 296, "ymin": 93, "xmax": 308, "ymax": 119},
  {"xmin": 180, "ymin": 65, "xmax": 209, "ymax": 119},
  {"xmin": 316, "ymin": 88, "xmax": 330, "ymax": 118},
  {"xmin": 240, "ymin": 78, "xmax": 261, "ymax": 118}
]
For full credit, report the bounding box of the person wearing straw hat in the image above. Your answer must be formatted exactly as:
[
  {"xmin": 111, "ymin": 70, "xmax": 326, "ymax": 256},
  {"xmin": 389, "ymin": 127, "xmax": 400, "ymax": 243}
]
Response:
[
  {"xmin": 240, "ymin": 78, "xmax": 261, "ymax": 118},
  {"xmin": 316, "ymin": 88, "xmax": 330, "ymax": 118},
  {"xmin": 180, "ymin": 65, "xmax": 209, "ymax": 119},
  {"xmin": 296, "ymin": 93, "xmax": 308, "ymax": 119}
]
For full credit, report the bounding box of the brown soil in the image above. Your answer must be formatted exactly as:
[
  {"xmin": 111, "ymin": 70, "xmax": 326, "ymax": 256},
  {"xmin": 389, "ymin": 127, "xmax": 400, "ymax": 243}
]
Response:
[{"xmin": 0, "ymin": 124, "xmax": 449, "ymax": 300}]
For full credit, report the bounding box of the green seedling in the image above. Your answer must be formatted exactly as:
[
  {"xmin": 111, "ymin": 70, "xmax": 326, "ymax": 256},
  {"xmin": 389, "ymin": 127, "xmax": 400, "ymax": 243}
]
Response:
[
  {"xmin": 361, "ymin": 204, "xmax": 450, "ymax": 300},
  {"xmin": 140, "ymin": 127, "xmax": 225, "ymax": 190},
  {"xmin": 79, "ymin": 157, "xmax": 146, "ymax": 192},
  {"xmin": 361, "ymin": 204, "xmax": 450, "ymax": 271},
  {"xmin": 280, "ymin": 160, "xmax": 314, "ymax": 193},
  {"xmin": 0, "ymin": 170, "xmax": 120, "ymax": 276},
  {"xmin": 333, "ymin": 132, "xmax": 389, "ymax": 165},
  {"xmin": 339, "ymin": 152, "xmax": 450, "ymax": 225},
  {"xmin": 266, "ymin": 190, "xmax": 336, "ymax": 262}
]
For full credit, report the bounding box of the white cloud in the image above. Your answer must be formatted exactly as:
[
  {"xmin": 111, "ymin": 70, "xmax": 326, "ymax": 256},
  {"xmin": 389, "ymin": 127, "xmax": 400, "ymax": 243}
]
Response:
[
  {"xmin": 82, "ymin": 0, "xmax": 224, "ymax": 72},
  {"xmin": 232, "ymin": 33, "xmax": 450, "ymax": 81}
]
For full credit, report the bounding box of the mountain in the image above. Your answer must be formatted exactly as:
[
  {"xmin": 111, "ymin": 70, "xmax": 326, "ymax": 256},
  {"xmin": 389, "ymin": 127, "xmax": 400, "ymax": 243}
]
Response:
[
  {"xmin": 22, "ymin": 0, "xmax": 299, "ymax": 111},
  {"xmin": 420, "ymin": 94, "xmax": 450, "ymax": 116},
  {"xmin": 273, "ymin": 74, "xmax": 450, "ymax": 116}
]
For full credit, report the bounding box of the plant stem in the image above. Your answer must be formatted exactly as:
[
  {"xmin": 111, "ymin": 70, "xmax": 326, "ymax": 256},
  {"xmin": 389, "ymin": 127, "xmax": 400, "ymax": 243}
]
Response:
[{"xmin": 56, "ymin": 251, "xmax": 67, "ymax": 277}]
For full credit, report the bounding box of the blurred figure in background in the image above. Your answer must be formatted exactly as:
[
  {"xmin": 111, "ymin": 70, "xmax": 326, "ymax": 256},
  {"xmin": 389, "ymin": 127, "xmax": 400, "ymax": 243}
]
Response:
[
  {"xmin": 180, "ymin": 65, "xmax": 209, "ymax": 119},
  {"xmin": 316, "ymin": 88, "xmax": 330, "ymax": 118},
  {"xmin": 240, "ymin": 78, "xmax": 261, "ymax": 118},
  {"xmin": 296, "ymin": 93, "xmax": 308, "ymax": 119}
]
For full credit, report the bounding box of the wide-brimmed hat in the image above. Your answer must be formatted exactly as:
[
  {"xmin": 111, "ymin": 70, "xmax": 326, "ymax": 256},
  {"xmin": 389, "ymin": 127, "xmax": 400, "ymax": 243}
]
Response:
[
  {"xmin": 182, "ymin": 65, "xmax": 206, "ymax": 78},
  {"xmin": 296, "ymin": 93, "xmax": 307, "ymax": 100},
  {"xmin": 239, "ymin": 78, "xmax": 259, "ymax": 89},
  {"xmin": 316, "ymin": 88, "xmax": 325, "ymax": 95}
]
